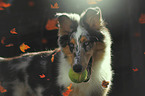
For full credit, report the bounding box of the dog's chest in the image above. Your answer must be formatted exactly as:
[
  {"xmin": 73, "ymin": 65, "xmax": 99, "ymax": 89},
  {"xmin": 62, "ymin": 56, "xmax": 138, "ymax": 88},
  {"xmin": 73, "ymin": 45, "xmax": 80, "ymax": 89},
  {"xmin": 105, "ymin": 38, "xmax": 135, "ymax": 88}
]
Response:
[
  {"xmin": 71, "ymin": 83, "xmax": 95, "ymax": 96},
  {"xmin": 69, "ymin": 86, "xmax": 89, "ymax": 96},
  {"xmin": 61, "ymin": 81, "xmax": 99, "ymax": 96},
  {"xmin": 57, "ymin": 55, "xmax": 98, "ymax": 96}
]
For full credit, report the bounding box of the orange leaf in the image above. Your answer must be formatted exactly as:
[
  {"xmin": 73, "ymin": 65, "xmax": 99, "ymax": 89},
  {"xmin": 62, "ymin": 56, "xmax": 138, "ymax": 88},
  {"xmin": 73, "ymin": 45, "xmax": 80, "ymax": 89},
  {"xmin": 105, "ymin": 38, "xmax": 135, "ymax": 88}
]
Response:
[
  {"xmin": 41, "ymin": 38, "xmax": 47, "ymax": 44},
  {"xmin": 51, "ymin": 50, "xmax": 61, "ymax": 62},
  {"xmin": 28, "ymin": 1, "xmax": 34, "ymax": 7},
  {"xmin": 1, "ymin": 37, "xmax": 6, "ymax": 44},
  {"xmin": 62, "ymin": 83, "xmax": 73, "ymax": 96},
  {"xmin": 47, "ymin": 78, "xmax": 50, "ymax": 81},
  {"xmin": 51, "ymin": 55, "xmax": 54, "ymax": 62},
  {"xmin": 139, "ymin": 13, "xmax": 145, "ymax": 24},
  {"xmin": 20, "ymin": 43, "xmax": 30, "ymax": 52},
  {"xmin": 2, "ymin": 3, "xmax": 11, "ymax": 7},
  {"xmin": 39, "ymin": 74, "xmax": 46, "ymax": 78},
  {"xmin": 51, "ymin": 3, "xmax": 59, "ymax": 9},
  {"xmin": 0, "ymin": 84, "xmax": 7, "ymax": 93},
  {"xmin": 45, "ymin": 19, "xmax": 58, "ymax": 30},
  {"xmin": 0, "ymin": 7, "xmax": 4, "ymax": 10},
  {"xmin": 134, "ymin": 32, "xmax": 140, "ymax": 37},
  {"xmin": 5, "ymin": 43, "xmax": 14, "ymax": 47},
  {"xmin": 132, "ymin": 67, "xmax": 138, "ymax": 72},
  {"xmin": 67, "ymin": 83, "xmax": 72, "ymax": 90},
  {"xmin": 10, "ymin": 28, "xmax": 18, "ymax": 34},
  {"xmin": 102, "ymin": 80, "xmax": 109, "ymax": 88},
  {"xmin": 0, "ymin": 0, "xmax": 11, "ymax": 10}
]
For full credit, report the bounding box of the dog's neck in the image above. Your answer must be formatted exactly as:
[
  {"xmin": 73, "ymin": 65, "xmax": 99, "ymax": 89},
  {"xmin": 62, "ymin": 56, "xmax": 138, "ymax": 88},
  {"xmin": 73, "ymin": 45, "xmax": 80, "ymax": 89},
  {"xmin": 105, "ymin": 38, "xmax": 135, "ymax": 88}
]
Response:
[{"xmin": 57, "ymin": 51, "xmax": 106, "ymax": 96}]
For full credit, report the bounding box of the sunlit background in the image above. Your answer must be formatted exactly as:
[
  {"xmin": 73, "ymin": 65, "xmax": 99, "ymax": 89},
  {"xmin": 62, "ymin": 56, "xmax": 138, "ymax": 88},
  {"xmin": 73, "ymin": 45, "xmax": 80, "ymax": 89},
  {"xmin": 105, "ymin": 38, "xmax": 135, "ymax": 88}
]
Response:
[{"xmin": 0, "ymin": 0, "xmax": 145, "ymax": 96}]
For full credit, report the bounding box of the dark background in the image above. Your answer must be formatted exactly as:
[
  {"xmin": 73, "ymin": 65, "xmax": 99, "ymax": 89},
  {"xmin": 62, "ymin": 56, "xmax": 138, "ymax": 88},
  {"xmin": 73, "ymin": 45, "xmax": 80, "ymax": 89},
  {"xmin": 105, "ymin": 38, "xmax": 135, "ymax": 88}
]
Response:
[{"xmin": 0, "ymin": 0, "xmax": 145, "ymax": 96}]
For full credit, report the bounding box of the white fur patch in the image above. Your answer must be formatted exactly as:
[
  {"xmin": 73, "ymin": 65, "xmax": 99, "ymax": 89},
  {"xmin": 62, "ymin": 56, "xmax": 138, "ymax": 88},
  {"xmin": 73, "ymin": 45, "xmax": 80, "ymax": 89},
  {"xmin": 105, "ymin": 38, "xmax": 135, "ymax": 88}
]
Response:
[
  {"xmin": 13, "ymin": 80, "xmax": 27, "ymax": 96},
  {"xmin": 74, "ymin": 26, "xmax": 88, "ymax": 42},
  {"xmin": 57, "ymin": 52, "xmax": 72, "ymax": 87},
  {"xmin": 35, "ymin": 86, "xmax": 44, "ymax": 96}
]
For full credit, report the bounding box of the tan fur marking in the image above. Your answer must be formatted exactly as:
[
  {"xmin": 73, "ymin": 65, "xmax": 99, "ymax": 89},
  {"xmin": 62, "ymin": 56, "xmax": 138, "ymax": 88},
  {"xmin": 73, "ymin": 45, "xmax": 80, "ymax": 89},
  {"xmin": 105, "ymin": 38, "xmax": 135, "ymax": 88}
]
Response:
[
  {"xmin": 92, "ymin": 42, "xmax": 106, "ymax": 63},
  {"xmin": 70, "ymin": 38, "xmax": 76, "ymax": 45},
  {"xmin": 80, "ymin": 36, "xmax": 88, "ymax": 43},
  {"xmin": 95, "ymin": 42, "xmax": 106, "ymax": 50},
  {"xmin": 62, "ymin": 45, "xmax": 74, "ymax": 66},
  {"xmin": 62, "ymin": 45, "xmax": 71, "ymax": 54}
]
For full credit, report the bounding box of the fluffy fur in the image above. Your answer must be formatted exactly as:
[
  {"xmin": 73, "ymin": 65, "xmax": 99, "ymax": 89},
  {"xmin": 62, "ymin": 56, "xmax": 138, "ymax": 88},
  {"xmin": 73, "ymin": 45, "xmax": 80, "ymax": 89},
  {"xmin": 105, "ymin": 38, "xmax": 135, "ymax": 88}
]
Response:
[{"xmin": 0, "ymin": 7, "xmax": 113, "ymax": 96}]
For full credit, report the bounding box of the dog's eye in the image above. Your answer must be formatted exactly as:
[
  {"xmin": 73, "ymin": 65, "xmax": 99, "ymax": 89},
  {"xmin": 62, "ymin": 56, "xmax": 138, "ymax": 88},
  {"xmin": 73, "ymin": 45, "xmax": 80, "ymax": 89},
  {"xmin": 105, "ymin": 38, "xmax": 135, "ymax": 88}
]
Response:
[
  {"xmin": 69, "ymin": 43, "xmax": 74, "ymax": 48},
  {"xmin": 69, "ymin": 43, "xmax": 74, "ymax": 52},
  {"xmin": 83, "ymin": 41, "xmax": 91, "ymax": 51},
  {"xmin": 84, "ymin": 41, "xmax": 89, "ymax": 46}
]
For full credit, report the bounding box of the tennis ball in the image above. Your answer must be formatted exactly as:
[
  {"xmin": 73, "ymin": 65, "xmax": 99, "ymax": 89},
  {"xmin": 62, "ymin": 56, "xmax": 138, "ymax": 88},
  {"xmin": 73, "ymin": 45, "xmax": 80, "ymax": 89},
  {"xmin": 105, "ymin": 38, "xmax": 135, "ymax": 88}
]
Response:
[{"xmin": 68, "ymin": 68, "xmax": 88, "ymax": 83}]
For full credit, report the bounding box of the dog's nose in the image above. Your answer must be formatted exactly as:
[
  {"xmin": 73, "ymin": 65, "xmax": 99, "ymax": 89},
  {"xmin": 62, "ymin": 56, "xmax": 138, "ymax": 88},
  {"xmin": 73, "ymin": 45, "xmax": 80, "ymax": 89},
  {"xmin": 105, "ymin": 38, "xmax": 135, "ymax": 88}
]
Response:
[{"xmin": 73, "ymin": 64, "xmax": 83, "ymax": 73}]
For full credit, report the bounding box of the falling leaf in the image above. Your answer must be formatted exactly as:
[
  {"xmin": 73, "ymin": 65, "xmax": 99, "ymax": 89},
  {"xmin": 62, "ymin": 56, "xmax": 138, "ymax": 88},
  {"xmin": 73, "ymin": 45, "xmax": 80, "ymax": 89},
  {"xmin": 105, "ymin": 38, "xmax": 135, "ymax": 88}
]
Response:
[
  {"xmin": 1, "ymin": 37, "xmax": 14, "ymax": 47},
  {"xmin": 39, "ymin": 74, "xmax": 46, "ymax": 78},
  {"xmin": 10, "ymin": 28, "xmax": 18, "ymax": 34},
  {"xmin": 51, "ymin": 50, "xmax": 61, "ymax": 62},
  {"xmin": 20, "ymin": 43, "xmax": 30, "ymax": 52},
  {"xmin": 1, "ymin": 37, "xmax": 6, "ymax": 44},
  {"xmin": 102, "ymin": 80, "xmax": 109, "ymax": 88},
  {"xmin": 5, "ymin": 43, "xmax": 14, "ymax": 47},
  {"xmin": 28, "ymin": 1, "xmax": 34, "ymax": 7},
  {"xmin": 51, "ymin": 55, "xmax": 54, "ymax": 62},
  {"xmin": 132, "ymin": 67, "xmax": 138, "ymax": 72},
  {"xmin": 0, "ymin": 0, "xmax": 11, "ymax": 10},
  {"xmin": 1, "ymin": 3, "xmax": 11, "ymax": 8},
  {"xmin": 134, "ymin": 32, "xmax": 140, "ymax": 37},
  {"xmin": 47, "ymin": 78, "xmax": 50, "ymax": 81},
  {"xmin": 67, "ymin": 83, "xmax": 72, "ymax": 90},
  {"xmin": 41, "ymin": 38, "xmax": 47, "ymax": 44},
  {"xmin": 139, "ymin": 13, "xmax": 145, "ymax": 24},
  {"xmin": 0, "ymin": 82, "xmax": 7, "ymax": 93},
  {"xmin": 51, "ymin": 3, "xmax": 59, "ymax": 9},
  {"xmin": 62, "ymin": 83, "xmax": 73, "ymax": 96},
  {"xmin": 45, "ymin": 19, "xmax": 58, "ymax": 30},
  {"xmin": 0, "ymin": 7, "xmax": 4, "ymax": 10}
]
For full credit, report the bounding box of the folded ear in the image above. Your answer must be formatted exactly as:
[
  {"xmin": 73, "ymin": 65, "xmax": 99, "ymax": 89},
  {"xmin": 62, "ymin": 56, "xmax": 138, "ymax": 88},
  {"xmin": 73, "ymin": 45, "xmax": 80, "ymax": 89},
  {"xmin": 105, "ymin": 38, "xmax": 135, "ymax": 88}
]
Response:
[
  {"xmin": 56, "ymin": 13, "xmax": 72, "ymax": 36},
  {"xmin": 80, "ymin": 7, "xmax": 103, "ymax": 30}
]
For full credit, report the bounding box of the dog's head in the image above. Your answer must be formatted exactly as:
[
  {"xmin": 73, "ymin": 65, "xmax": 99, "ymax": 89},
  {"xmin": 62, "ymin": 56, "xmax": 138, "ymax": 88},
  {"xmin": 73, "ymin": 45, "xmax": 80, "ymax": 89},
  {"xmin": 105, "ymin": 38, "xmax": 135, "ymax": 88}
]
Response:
[{"xmin": 57, "ymin": 7, "xmax": 109, "ymax": 81}]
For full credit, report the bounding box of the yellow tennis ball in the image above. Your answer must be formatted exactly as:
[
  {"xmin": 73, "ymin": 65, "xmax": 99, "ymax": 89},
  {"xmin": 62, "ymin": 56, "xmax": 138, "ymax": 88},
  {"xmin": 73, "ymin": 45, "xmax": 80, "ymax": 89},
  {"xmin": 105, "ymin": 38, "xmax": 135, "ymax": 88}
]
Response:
[{"xmin": 68, "ymin": 68, "xmax": 88, "ymax": 83}]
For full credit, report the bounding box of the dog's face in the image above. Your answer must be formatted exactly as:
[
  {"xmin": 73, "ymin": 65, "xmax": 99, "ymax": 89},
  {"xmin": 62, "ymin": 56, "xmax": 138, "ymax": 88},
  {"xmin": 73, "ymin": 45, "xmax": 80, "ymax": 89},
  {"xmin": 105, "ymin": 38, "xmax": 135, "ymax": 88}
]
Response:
[{"xmin": 57, "ymin": 7, "xmax": 106, "ymax": 80}]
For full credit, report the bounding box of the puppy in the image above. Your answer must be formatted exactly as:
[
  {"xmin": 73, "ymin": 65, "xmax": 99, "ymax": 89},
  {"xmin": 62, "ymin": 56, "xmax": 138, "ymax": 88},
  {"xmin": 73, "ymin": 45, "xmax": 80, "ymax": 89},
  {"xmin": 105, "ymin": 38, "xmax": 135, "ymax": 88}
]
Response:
[{"xmin": 0, "ymin": 7, "xmax": 113, "ymax": 96}]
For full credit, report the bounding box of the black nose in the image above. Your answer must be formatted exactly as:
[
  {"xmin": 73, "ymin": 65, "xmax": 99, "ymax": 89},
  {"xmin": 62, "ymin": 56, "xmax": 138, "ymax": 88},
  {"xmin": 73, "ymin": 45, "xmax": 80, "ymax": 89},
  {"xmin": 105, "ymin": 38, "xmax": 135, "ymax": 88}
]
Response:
[{"xmin": 73, "ymin": 64, "xmax": 83, "ymax": 73}]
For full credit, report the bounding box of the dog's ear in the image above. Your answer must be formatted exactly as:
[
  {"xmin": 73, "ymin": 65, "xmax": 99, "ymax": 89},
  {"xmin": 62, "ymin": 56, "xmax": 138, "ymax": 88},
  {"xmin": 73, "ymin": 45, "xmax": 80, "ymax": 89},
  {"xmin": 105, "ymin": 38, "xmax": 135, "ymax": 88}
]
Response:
[
  {"xmin": 56, "ymin": 13, "xmax": 72, "ymax": 36},
  {"xmin": 80, "ymin": 7, "xmax": 103, "ymax": 30}
]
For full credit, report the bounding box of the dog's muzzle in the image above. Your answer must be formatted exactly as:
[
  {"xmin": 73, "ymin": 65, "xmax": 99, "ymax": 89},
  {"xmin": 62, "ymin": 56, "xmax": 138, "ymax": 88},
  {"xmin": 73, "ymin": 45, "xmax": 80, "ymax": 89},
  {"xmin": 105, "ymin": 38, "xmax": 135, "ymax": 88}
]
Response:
[
  {"xmin": 84, "ymin": 57, "xmax": 92, "ymax": 82},
  {"xmin": 73, "ymin": 57, "xmax": 83, "ymax": 73},
  {"xmin": 72, "ymin": 56, "xmax": 93, "ymax": 82}
]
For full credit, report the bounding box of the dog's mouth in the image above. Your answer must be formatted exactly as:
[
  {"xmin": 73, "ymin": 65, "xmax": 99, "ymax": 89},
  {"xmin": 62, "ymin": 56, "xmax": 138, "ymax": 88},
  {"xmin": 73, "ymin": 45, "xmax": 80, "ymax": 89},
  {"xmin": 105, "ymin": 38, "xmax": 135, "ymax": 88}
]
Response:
[{"xmin": 83, "ymin": 57, "xmax": 92, "ymax": 82}]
